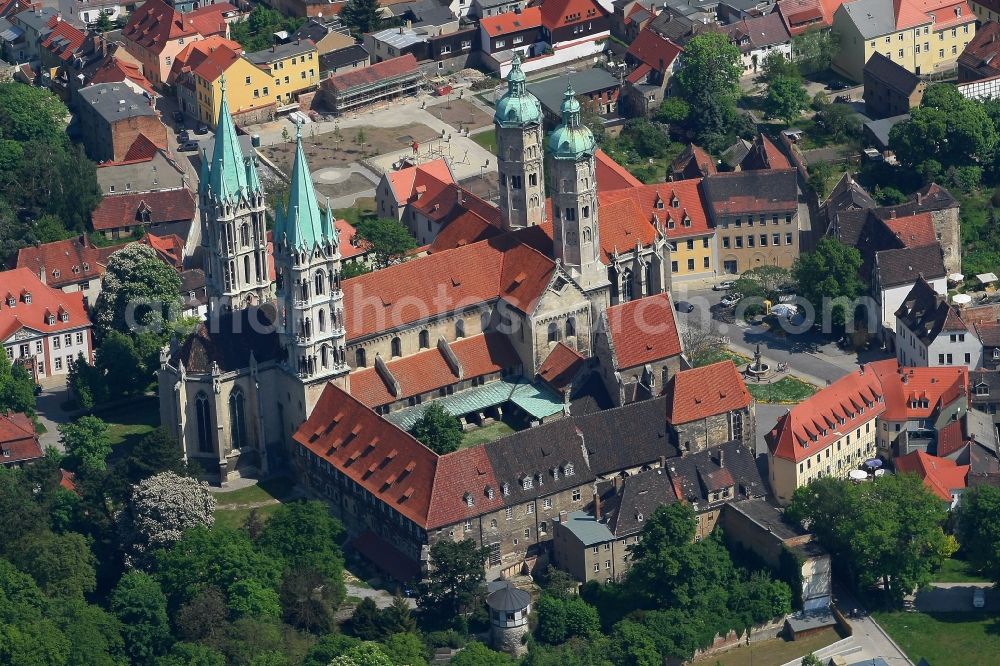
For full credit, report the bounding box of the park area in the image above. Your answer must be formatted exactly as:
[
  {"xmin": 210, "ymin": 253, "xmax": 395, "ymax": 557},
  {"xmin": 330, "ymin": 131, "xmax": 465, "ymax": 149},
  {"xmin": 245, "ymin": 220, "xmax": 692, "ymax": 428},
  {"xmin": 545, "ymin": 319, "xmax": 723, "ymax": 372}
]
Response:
[
  {"xmin": 212, "ymin": 476, "xmax": 298, "ymax": 531},
  {"xmin": 424, "ymin": 98, "xmax": 493, "ymax": 131},
  {"xmin": 874, "ymin": 611, "xmax": 1000, "ymax": 666},
  {"xmin": 689, "ymin": 627, "xmax": 843, "ymax": 666}
]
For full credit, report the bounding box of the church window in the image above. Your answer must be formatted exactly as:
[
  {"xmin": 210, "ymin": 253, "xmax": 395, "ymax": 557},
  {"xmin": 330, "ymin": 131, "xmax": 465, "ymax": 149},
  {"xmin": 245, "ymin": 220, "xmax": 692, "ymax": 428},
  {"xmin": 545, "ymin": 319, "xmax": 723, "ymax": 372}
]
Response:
[
  {"xmin": 243, "ymin": 255, "xmax": 251, "ymax": 284},
  {"xmin": 419, "ymin": 329, "xmax": 430, "ymax": 349},
  {"xmin": 529, "ymin": 173, "xmax": 537, "ymax": 187},
  {"xmin": 582, "ymin": 205, "xmax": 590, "ymax": 219},
  {"xmin": 481, "ymin": 311, "xmax": 490, "ymax": 331},
  {"xmin": 455, "ymin": 319, "xmax": 465, "ymax": 339},
  {"xmin": 196, "ymin": 393, "xmax": 213, "ymax": 454},
  {"xmin": 318, "ymin": 309, "xmax": 326, "ymax": 332},
  {"xmin": 583, "ymin": 227, "xmax": 592, "ymax": 242},
  {"xmin": 321, "ymin": 345, "xmax": 329, "ymax": 369},
  {"xmin": 566, "ymin": 317, "xmax": 576, "ymax": 337},
  {"xmin": 240, "ymin": 223, "xmax": 250, "ymax": 247},
  {"xmin": 315, "ymin": 271, "xmax": 325, "ymax": 295},
  {"xmin": 511, "ymin": 175, "xmax": 522, "ymax": 190},
  {"xmin": 355, "ymin": 348, "xmax": 367, "ymax": 367},
  {"xmin": 547, "ymin": 322, "xmax": 560, "ymax": 343},
  {"xmin": 254, "ymin": 252, "xmax": 262, "ymax": 282},
  {"xmin": 644, "ymin": 262, "xmax": 654, "ymax": 293},
  {"xmin": 621, "ymin": 269, "xmax": 634, "ymax": 302},
  {"xmin": 391, "ymin": 337, "xmax": 402, "ymax": 358},
  {"xmin": 229, "ymin": 389, "xmax": 247, "ymax": 450},
  {"xmin": 565, "ymin": 208, "xmax": 576, "ymax": 222}
]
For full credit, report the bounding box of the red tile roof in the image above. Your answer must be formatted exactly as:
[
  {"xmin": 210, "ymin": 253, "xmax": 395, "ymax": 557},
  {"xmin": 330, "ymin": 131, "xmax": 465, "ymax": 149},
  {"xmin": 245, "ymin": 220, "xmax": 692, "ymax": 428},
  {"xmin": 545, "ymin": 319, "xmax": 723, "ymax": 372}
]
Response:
[
  {"xmin": 767, "ymin": 366, "xmax": 886, "ymax": 463},
  {"xmin": 775, "ymin": 0, "xmax": 837, "ymax": 35},
  {"xmin": 537, "ymin": 341, "xmax": 585, "ymax": 393},
  {"xmin": 882, "ymin": 212, "xmax": 938, "ymax": 248},
  {"xmin": 190, "ymin": 43, "xmax": 243, "ymax": 83},
  {"xmin": 326, "ymin": 54, "xmax": 419, "ymax": 92},
  {"xmin": 742, "ymin": 134, "xmax": 792, "ymax": 171},
  {"xmin": 538, "ymin": 0, "xmax": 608, "ymax": 30},
  {"xmin": 936, "ymin": 418, "xmax": 965, "ymax": 457},
  {"xmin": 336, "ymin": 219, "xmax": 371, "ymax": 260},
  {"xmin": 664, "ymin": 361, "xmax": 752, "ymax": 425},
  {"xmin": 626, "ymin": 25, "xmax": 683, "ymax": 71},
  {"xmin": 0, "ymin": 268, "xmax": 90, "ymax": 341},
  {"xmin": 595, "ymin": 148, "xmax": 643, "ymax": 192},
  {"xmin": 868, "ymin": 359, "xmax": 968, "ymax": 421},
  {"xmin": 895, "ymin": 450, "xmax": 968, "ymax": 501},
  {"xmin": 429, "ymin": 208, "xmax": 503, "ymax": 253},
  {"xmin": 671, "ymin": 143, "xmax": 717, "ymax": 180},
  {"xmin": 480, "ymin": 6, "xmax": 542, "ymax": 37},
  {"xmin": 385, "ymin": 158, "xmax": 455, "ymax": 206},
  {"xmin": 140, "ymin": 232, "xmax": 184, "ymax": 269},
  {"xmin": 959, "ymin": 20, "xmax": 1000, "ymax": 80},
  {"xmin": 625, "ymin": 62, "xmax": 652, "ymax": 84},
  {"xmin": 39, "ymin": 17, "xmax": 86, "ymax": 63},
  {"xmin": 168, "ymin": 35, "xmax": 243, "ymax": 85},
  {"xmin": 185, "ymin": 2, "xmax": 235, "ymax": 38},
  {"xmin": 90, "ymin": 188, "xmax": 196, "ymax": 231},
  {"xmin": 604, "ymin": 293, "xmax": 683, "ymax": 369},
  {"xmin": 123, "ymin": 133, "xmax": 163, "ymax": 162},
  {"xmin": 599, "ymin": 178, "xmax": 711, "ymax": 240},
  {"xmin": 15, "ymin": 236, "xmax": 109, "ymax": 288},
  {"xmin": 349, "ymin": 333, "xmax": 519, "ymax": 408},
  {"xmin": 123, "ymin": 0, "xmax": 199, "ymax": 54},
  {"xmin": 0, "ymin": 411, "xmax": 41, "ymax": 466},
  {"xmin": 295, "ymin": 383, "xmax": 506, "ymax": 530},
  {"xmin": 0, "ymin": 0, "xmax": 36, "ymax": 19},
  {"xmin": 342, "ymin": 235, "xmax": 555, "ymax": 341},
  {"xmin": 89, "ymin": 56, "xmax": 156, "ymax": 96}
]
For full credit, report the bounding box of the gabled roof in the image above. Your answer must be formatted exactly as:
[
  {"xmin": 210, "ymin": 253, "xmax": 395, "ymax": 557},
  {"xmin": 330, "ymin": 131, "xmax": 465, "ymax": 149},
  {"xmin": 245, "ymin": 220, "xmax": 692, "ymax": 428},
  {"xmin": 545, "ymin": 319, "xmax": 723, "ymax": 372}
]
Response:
[
  {"xmin": 385, "ymin": 157, "xmax": 455, "ymax": 206},
  {"xmin": 867, "ymin": 359, "xmax": 968, "ymax": 421},
  {"xmin": 15, "ymin": 235, "xmax": 110, "ymax": 288},
  {"xmin": 959, "ymin": 20, "xmax": 1000, "ymax": 80},
  {"xmin": 603, "ymin": 293, "xmax": 683, "ymax": 370},
  {"xmin": 90, "ymin": 56, "xmax": 156, "ymax": 96},
  {"xmin": 601, "ymin": 467, "xmax": 677, "ymax": 537},
  {"xmin": 599, "ymin": 178, "xmax": 711, "ymax": 240},
  {"xmin": 595, "ymin": 148, "xmax": 643, "ymax": 191},
  {"xmin": 140, "ymin": 232, "xmax": 185, "ymax": 269},
  {"xmin": 122, "ymin": 0, "xmax": 199, "ymax": 53},
  {"xmin": 326, "ymin": 54, "xmax": 419, "ymax": 92},
  {"xmin": 775, "ymin": 0, "xmax": 835, "ymax": 35},
  {"xmin": 184, "ymin": 2, "xmax": 236, "ymax": 39},
  {"xmin": 0, "ymin": 268, "xmax": 90, "ymax": 341},
  {"xmin": 664, "ymin": 361, "xmax": 752, "ymax": 425},
  {"xmin": 0, "ymin": 411, "xmax": 41, "ymax": 465},
  {"xmin": 671, "ymin": 143, "xmax": 717, "ymax": 180},
  {"xmin": 874, "ymin": 243, "xmax": 946, "ymax": 288},
  {"xmin": 593, "ymin": 197, "xmax": 660, "ymax": 262},
  {"xmin": 39, "ymin": 16, "xmax": 86, "ymax": 63},
  {"xmin": 666, "ymin": 440, "xmax": 767, "ymax": 504},
  {"xmin": 896, "ymin": 450, "xmax": 968, "ymax": 501},
  {"xmin": 725, "ymin": 12, "xmax": 791, "ymax": 51},
  {"xmin": 537, "ymin": 341, "xmax": 585, "ymax": 393},
  {"xmin": 894, "ymin": 276, "xmax": 970, "ymax": 345},
  {"xmin": 348, "ymin": 333, "xmax": 520, "ymax": 408},
  {"xmin": 171, "ymin": 303, "xmax": 282, "ymax": 372},
  {"xmin": 740, "ymin": 133, "xmax": 792, "ymax": 171},
  {"xmin": 168, "ymin": 35, "xmax": 243, "ymax": 85},
  {"xmin": 701, "ymin": 169, "xmax": 798, "ymax": 214},
  {"xmin": 824, "ymin": 172, "xmax": 876, "ymax": 213},
  {"xmin": 90, "ymin": 188, "xmax": 196, "ymax": 231},
  {"xmin": 538, "ymin": 0, "xmax": 609, "ymax": 30},
  {"xmin": 625, "ymin": 25, "xmax": 683, "ymax": 71},
  {"xmin": 480, "ymin": 5, "xmax": 542, "ymax": 36},
  {"xmin": 767, "ymin": 365, "xmax": 886, "ymax": 462},
  {"xmin": 864, "ymin": 51, "xmax": 922, "ymax": 95}
]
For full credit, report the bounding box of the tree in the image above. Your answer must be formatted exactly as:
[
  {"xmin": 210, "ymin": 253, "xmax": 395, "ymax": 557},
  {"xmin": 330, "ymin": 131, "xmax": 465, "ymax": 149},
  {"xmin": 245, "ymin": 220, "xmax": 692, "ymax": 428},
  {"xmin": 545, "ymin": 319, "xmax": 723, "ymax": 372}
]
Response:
[
  {"xmin": 535, "ymin": 595, "xmax": 599, "ymax": 644},
  {"xmin": 765, "ymin": 76, "xmax": 809, "ymax": 123},
  {"xmin": 0, "ymin": 82, "xmax": 67, "ymax": 142},
  {"xmin": 94, "ymin": 12, "xmax": 113, "ymax": 32},
  {"xmin": 655, "ymin": 97, "xmax": 690, "ymax": 125},
  {"xmin": 155, "ymin": 642, "xmax": 226, "ymax": 666},
  {"xmin": 801, "ymin": 653, "xmax": 823, "ymax": 666},
  {"xmin": 68, "ymin": 353, "xmax": 105, "ymax": 409},
  {"xmin": 956, "ymin": 485, "xmax": 1000, "ymax": 583},
  {"xmin": 674, "ymin": 33, "xmax": 743, "ymax": 148},
  {"xmin": 118, "ymin": 472, "xmax": 216, "ymax": 567},
  {"xmin": 732, "ymin": 265, "xmax": 793, "ymax": 303},
  {"xmin": 279, "ymin": 567, "xmax": 339, "ymax": 633},
  {"xmin": 0, "ymin": 349, "xmax": 36, "ymax": 416},
  {"xmin": 94, "ymin": 331, "xmax": 145, "ymax": 397},
  {"xmin": 449, "ymin": 642, "xmax": 517, "ymax": 666},
  {"xmin": 757, "ymin": 51, "xmax": 798, "ymax": 85},
  {"xmin": 123, "ymin": 427, "xmax": 187, "ymax": 484},
  {"xmin": 792, "ymin": 237, "xmax": 864, "ymax": 329},
  {"xmin": 350, "ymin": 597, "xmax": 383, "ymax": 640},
  {"xmin": 381, "ymin": 595, "xmax": 417, "ymax": 634},
  {"xmin": 50, "ymin": 598, "xmax": 127, "ymax": 666},
  {"xmin": 94, "ymin": 244, "xmax": 182, "ymax": 337},
  {"xmin": 417, "ymin": 539, "xmax": 488, "ymax": 627},
  {"xmin": 354, "ymin": 218, "xmax": 417, "ymax": 269},
  {"xmin": 409, "ymin": 403, "xmax": 463, "ymax": 455},
  {"xmin": 787, "ymin": 474, "xmax": 955, "ymax": 603},
  {"xmin": 110, "ymin": 571, "xmax": 172, "ymax": 663},
  {"xmin": 257, "ymin": 500, "xmax": 346, "ymax": 583},
  {"xmin": 792, "ymin": 30, "xmax": 838, "ymax": 74},
  {"xmin": 341, "ymin": 0, "xmax": 382, "ymax": 36},
  {"xmin": 815, "ymin": 102, "xmax": 862, "ymax": 144},
  {"xmin": 682, "ymin": 326, "xmax": 730, "ymax": 368},
  {"xmin": 59, "ymin": 415, "xmax": 112, "ymax": 474},
  {"xmin": 382, "ymin": 633, "xmax": 427, "ymax": 666},
  {"xmin": 621, "ymin": 119, "xmax": 669, "ymax": 158},
  {"xmin": 174, "ymin": 587, "xmax": 228, "ymax": 642},
  {"xmin": 229, "ymin": 6, "xmax": 304, "ymax": 52},
  {"xmin": 226, "ymin": 578, "xmax": 282, "ymax": 620},
  {"xmin": 11, "ymin": 530, "xmax": 96, "ymax": 599}
]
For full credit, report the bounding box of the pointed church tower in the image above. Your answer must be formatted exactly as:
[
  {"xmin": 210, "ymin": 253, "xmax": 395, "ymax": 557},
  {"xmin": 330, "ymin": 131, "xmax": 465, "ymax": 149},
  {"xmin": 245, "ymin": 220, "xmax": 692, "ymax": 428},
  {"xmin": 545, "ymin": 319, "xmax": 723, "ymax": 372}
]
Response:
[
  {"xmin": 547, "ymin": 84, "xmax": 607, "ymax": 294},
  {"xmin": 201, "ymin": 79, "xmax": 271, "ymax": 313},
  {"xmin": 273, "ymin": 123, "xmax": 349, "ymax": 386},
  {"xmin": 495, "ymin": 55, "xmax": 546, "ymax": 230}
]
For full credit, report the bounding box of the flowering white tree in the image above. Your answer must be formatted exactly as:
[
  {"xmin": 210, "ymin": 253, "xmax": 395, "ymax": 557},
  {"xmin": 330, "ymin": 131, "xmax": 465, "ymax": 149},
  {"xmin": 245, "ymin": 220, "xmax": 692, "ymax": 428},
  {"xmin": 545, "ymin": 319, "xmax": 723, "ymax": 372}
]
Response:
[
  {"xmin": 118, "ymin": 471, "xmax": 216, "ymax": 567},
  {"xmin": 94, "ymin": 244, "xmax": 181, "ymax": 336}
]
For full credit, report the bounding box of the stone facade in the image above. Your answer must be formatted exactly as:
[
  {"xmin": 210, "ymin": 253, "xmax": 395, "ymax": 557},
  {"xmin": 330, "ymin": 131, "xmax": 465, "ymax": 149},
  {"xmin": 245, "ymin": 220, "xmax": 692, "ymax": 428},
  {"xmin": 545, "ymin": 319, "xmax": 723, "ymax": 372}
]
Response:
[{"xmin": 672, "ymin": 407, "xmax": 755, "ymax": 454}]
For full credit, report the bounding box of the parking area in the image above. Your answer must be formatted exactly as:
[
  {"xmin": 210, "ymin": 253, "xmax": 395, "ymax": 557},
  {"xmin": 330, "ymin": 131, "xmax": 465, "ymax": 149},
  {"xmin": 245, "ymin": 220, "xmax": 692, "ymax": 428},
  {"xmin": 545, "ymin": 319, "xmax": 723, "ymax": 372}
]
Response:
[{"xmin": 914, "ymin": 584, "xmax": 994, "ymax": 613}]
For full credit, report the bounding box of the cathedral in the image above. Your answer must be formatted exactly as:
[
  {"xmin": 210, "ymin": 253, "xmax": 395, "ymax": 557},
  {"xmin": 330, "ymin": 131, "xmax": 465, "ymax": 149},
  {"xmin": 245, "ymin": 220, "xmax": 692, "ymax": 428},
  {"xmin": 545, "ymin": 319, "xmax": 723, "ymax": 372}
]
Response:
[{"xmin": 159, "ymin": 56, "xmax": 676, "ymax": 483}]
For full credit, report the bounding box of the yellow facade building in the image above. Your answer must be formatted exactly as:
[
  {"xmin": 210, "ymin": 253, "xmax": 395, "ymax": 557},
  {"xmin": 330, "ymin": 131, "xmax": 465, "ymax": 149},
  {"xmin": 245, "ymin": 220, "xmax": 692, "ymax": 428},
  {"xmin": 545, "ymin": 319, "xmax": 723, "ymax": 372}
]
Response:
[
  {"xmin": 245, "ymin": 40, "xmax": 321, "ymax": 108},
  {"xmin": 833, "ymin": 0, "xmax": 976, "ymax": 82}
]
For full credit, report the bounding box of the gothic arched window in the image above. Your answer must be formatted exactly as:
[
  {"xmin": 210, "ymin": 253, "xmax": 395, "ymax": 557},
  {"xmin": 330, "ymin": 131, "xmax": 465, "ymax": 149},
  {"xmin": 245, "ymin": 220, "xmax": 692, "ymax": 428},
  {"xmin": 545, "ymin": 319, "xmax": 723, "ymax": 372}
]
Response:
[
  {"xmin": 318, "ymin": 309, "xmax": 326, "ymax": 332},
  {"xmin": 391, "ymin": 337, "xmax": 402, "ymax": 358},
  {"xmin": 315, "ymin": 270, "xmax": 325, "ymax": 295},
  {"xmin": 196, "ymin": 392, "xmax": 213, "ymax": 454},
  {"xmin": 455, "ymin": 319, "xmax": 465, "ymax": 339},
  {"xmin": 419, "ymin": 329, "xmax": 429, "ymax": 349},
  {"xmin": 565, "ymin": 317, "xmax": 576, "ymax": 337},
  {"xmin": 229, "ymin": 389, "xmax": 246, "ymax": 450},
  {"xmin": 243, "ymin": 255, "xmax": 250, "ymax": 284},
  {"xmin": 240, "ymin": 223, "xmax": 250, "ymax": 247},
  {"xmin": 621, "ymin": 269, "xmax": 634, "ymax": 302},
  {"xmin": 355, "ymin": 348, "xmax": 367, "ymax": 367},
  {"xmin": 547, "ymin": 322, "xmax": 559, "ymax": 343}
]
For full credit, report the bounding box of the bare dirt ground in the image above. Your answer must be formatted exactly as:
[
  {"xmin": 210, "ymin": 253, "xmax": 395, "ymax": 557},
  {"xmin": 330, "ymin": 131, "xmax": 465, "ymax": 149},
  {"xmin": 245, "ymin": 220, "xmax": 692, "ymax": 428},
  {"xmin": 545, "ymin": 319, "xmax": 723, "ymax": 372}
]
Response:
[
  {"xmin": 261, "ymin": 122, "xmax": 440, "ymax": 171},
  {"xmin": 424, "ymin": 98, "xmax": 493, "ymax": 131}
]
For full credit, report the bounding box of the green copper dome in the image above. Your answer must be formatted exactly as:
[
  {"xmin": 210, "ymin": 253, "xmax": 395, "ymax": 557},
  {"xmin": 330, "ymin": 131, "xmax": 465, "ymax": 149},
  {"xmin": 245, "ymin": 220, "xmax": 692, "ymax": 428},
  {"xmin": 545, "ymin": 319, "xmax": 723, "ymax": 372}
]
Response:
[
  {"xmin": 548, "ymin": 83, "xmax": 595, "ymax": 160},
  {"xmin": 494, "ymin": 55, "xmax": 542, "ymax": 128}
]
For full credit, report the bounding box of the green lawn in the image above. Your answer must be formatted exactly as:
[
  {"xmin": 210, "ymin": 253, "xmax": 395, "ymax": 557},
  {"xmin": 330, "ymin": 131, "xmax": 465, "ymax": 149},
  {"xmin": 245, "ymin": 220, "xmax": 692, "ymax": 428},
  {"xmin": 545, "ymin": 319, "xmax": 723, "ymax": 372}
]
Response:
[
  {"xmin": 747, "ymin": 377, "xmax": 817, "ymax": 404},
  {"xmin": 472, "ymin": 128, "xmax": 496, "ymax": 154},
  {"xmin": 692, "ymin": 349, "xmax": 751, "ymax": 369},
  {"xmin": 460, "ymin": 420, "xmax": 515, "ymax": 449},
  {"xmin": 933, "ymin": 557, "xmax": 991, "ymax": 584},
  {"xmin": 213, "ymin": 503, "xmax": 281, "ymax": 531},
  {"xmin": 874, "ymin": 611, "xmax": 1000, "ymax": 666},
  {"xmin": 213, "ymin": 476, "xmax": 296, "ymax": 506},
  {"xmin": 95, "ymin": 399, "xmax": 160, "ymax": 448},
  {"xmin": 689, "ymin": 627, "xmax": 843, "ymax": 666},
  {"xmin": 332, "ymin": 196, "xmax": 376, "ymax": 227}
]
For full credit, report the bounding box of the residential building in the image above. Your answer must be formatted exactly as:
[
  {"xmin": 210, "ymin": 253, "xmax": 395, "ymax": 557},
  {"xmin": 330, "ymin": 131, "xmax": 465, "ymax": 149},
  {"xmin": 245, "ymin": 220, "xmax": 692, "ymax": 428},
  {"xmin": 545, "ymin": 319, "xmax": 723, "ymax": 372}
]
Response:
[
  {"xmin": 90, "ymin": 187, "xmax": 197, "ymax": 239},
  {"xmin": 76, "ymin": 82, "xmax": 167, "ymax": 162},
  {"xmin": 538, "ymin": 0, "xmax": 611, "ymax": 48},
  {"xmin": 472, "ymin": 0, "xmax": 525, "ymax": 19},
  {"xmin": 0, "ymin": 411, "xmax": 43, "ymax": 467},
  {"xmin": 593, "ymin": 293, "xmax": 686, "ymax": 405},
  {"xmin": 37, "ymin": 13, "xmax": 86, "ymax": 91},
  {"xmin": 644, "ymin": 6, "xmax": 720, "ymax": 46},
  {"xmin": 612, "ymin": 0, "xmax": 658, "ymax": 43},
  {"xmin": 260, "ymin": 0, "xmax": 346, "ymax": 18},
  {"xmin": 121, "ymin": 0, "xmax": 234, "ymax": 87},
  {"xmin": 96, "ymin": 138, "xmax": 187, "ymax": 195},
  {"xmin": 319, "ymin": 43, "xmax": 369, "ymax": 76},
  {"xmin": 13, "ymin": 235, "xmax": 117, "ymax": 306},
  {"xmin": 873, "ymin": 243, "xmax": 947, "ymax": 341},
  {"xmin": 3, "ymin": 7, "xmax": 59, "ymax": 64},
  {"xmin": 58, "ymin": 0, "xmax": 131, "ymax": 27},
  {"xmin": 526, "ymin": 68, "xmax": 620, "ymax": 127},
  {"xmin": 167, "ymin": 36, "xmax": 243, "ymax": 123},
  {"xmin": 703, "ymin": 169, "xmax": 800, "ymax": 274},
  {"xmin": 188, "ymin": 45, "xmax": 277, "ymax": 127},
  {"xmin": 621, "ymin": 24, "xmax": 683, "ymax": 116},
  {"xmin": 671, "ymin": 143, "xmax": 717, "ymax": 181},
  {"xmin": 725, "ymin": 11, "xmax": 792, "ymax": 75},
  {"xmin": 320, "ymin": 54, "xmax": 421, "ymax": 115},
  {"xmin": 957, "ymin": 20, "xmax": 1000, "ymax": 82},
  {"xmin": 478, "ymin": 7, "xmax": 542, "ymax": 58},
  {"xmin": 970, "ymin": 369, "xmax": 1000, "ymax": 420},
  {"xmin": 863, "ymin": 52, "xmax": 926, "ymax": 119},
  {"xmin": 895, "ymin": 277, "xmax": 982, "ymax": 369},
  {"xmin": 969, "ymin": 0, "xmax": 1000, "ymax": 22},
  {"xmin": 289, "ymin": 15, "xmax": 354, "ymax": 57},
  {"xmin": 832, "ymin": 0, "xmax": 977, "ymax": 82},
  {"xmin": 663, "ymin": 361, "xmax": 755, "ymax": 453},
  {"xmin": 180, "ymin": 267, "xmax": 208, "ymax": 319},
  {"xmin": 896, "ymin": 449, "xmax": 968, "ymax": 506},
  {"xmin": 245, "ymin": 39, "xmax": 319, "ymax": 109},
  {"xmin": 774, "ymin": 0, "xmax": 836, "ymax": 37},
  {"xmin": 0, "ymin": 268, "xmax": 93, "ymax": 380}
]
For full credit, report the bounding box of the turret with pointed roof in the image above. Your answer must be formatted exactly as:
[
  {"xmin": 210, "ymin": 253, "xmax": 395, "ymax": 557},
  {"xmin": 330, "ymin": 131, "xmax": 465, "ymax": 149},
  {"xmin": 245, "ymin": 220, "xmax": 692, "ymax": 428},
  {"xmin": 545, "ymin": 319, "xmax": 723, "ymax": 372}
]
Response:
[
  {"xmin": 274, "ymin": 122, "xmax": 349, "ymax": 386},
  {"xmin": 200, "ymin": 80, "xmax": 272, "ymax": 313},
  {"xmin": 495, "ymin": 55, "xmax": 546, "ymax": 231}
]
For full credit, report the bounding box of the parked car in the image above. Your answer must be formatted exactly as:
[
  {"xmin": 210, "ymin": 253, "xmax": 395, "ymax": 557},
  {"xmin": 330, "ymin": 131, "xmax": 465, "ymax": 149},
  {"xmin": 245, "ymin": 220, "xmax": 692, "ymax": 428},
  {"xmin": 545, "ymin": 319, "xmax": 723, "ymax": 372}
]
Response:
[
  {"xmin": 826, "ymin": 80, "xmax": 849, "ymax": 91},
  {"xmin": 195, "ymin": 123, "xmax": 209, "ymax": 135},
  {"xmin": 770, "ymin": 303, "xmax": 798, "ymax": 319},
  {"xmin": 178, "ymin": 130, "xmax": 191, "ymax": 143},
  {"xmin": 974, "ymin": 588, "xmax": 986, "ymax": 608},
  {"xmin": 721, "ymin": 293, "xmax": 741, "ymax": 308},
  {"xmin": 674, "ymin": 301, "xmax": 694, "ymax": 313},
  {"xmin": 834, "ymin": 94, "xmax": 852, "ymax": 104},
  {"xmin": 713, "ymin": 280, "xmax": 735, "ymax": 291},
  {"xmin": 179, "ymin": 141, "xmax": 199, "ymax": 152},
  {"xmin": 172, "ymin": 110, "xmax": 184, "ymax": 124}
]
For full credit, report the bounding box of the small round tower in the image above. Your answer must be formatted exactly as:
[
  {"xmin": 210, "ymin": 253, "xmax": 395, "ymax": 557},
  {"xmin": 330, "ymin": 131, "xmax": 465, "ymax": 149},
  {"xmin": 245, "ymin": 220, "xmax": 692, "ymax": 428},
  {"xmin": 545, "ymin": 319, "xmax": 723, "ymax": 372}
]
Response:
[{"xmin": 486, "ymin": 581, "xmax": 531, "ymax": 657}]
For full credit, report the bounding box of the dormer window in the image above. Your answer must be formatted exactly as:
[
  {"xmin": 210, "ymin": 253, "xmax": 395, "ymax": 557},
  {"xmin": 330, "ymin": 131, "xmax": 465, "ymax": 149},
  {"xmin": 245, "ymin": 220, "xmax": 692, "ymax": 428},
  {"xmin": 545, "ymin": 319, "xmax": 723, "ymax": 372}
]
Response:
[
  {"xmin": 564, "ymin": 463, "xmax": 574, "ymax": 477},
  {"xmin": 976, "ymin": 383, "xmax": 989, "ymax": 396},
  {"xmin": 486, "ymin": 486, "xmax": 495, "ymax": 500},
  {"xmin": 46, "ymin": 314, "xmax": 55, "ymax": 325},
  {"xmin": 637, "ymin": 512, "xmax": 643, "ymax": 522},
  {"xmin": 671, "ymin": 196, "xmax": 679, "ymax": 208},
  {"xmin": 72, "ymin": 266, "xmax": 80, "ymax": 274},
  {"xmin": 535, "ymin": 473, "xmax": 543, "ymax": 486},
  {"xmin": 521, "ymin": 476, "xmax": 533, "ymax": 490},
  {"xmin": 552, "ymin": 467, "xmax": 559, "ymax": 481},
  {"xmin": 502, "ymin": 482, "xmax": 510, "ymax": 496},
  {"xmin": 464, "ymin": 492, "xmax": 474, "ymax": 507},
  {"xmin": 655, "ymin": 196, "xmax": 664, "ymax": 209},
  {"xmin": 6, "ymin": 297, "xmax": 14, "ymax": 307},
  {"xmin": 82, "ymin": 262, "xmax": 90, "ymax": 271},
  {"xmin": 59, "ymin": 310, "xmax": 69, "ymax": 323},
  {"xmin": 682, "ymin": 215, "xmax": 691, "ymax": 228},
  {"xmin": 22, "ymin": 292, "xmax": 31, "ymax": 304}
]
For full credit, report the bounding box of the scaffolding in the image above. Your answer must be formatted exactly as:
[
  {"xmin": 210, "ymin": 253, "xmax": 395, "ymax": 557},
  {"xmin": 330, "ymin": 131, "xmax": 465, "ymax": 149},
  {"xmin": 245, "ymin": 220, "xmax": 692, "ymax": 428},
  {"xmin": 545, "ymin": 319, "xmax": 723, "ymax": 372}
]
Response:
[{"xmin": 327, "ymin": 69, "xmax": 423, "ymax": 116}]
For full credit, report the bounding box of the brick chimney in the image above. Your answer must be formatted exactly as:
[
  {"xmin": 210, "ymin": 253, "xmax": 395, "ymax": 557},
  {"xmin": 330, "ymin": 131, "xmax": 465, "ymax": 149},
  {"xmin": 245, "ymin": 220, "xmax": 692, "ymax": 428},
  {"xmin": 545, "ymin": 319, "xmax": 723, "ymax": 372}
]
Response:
[{"xmin": 593, "ymin": 490, "xmax": 602, "ymax": 522}]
